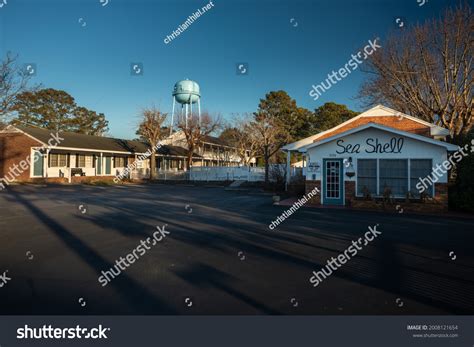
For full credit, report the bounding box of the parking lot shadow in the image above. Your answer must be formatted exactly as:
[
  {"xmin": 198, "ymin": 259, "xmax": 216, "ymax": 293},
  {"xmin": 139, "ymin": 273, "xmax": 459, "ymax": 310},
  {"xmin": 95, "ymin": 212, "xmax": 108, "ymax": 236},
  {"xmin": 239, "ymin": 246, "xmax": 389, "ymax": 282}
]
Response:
[{"xmin": 7, "ymin": 189, "xmax": 177, "ymax": 314}]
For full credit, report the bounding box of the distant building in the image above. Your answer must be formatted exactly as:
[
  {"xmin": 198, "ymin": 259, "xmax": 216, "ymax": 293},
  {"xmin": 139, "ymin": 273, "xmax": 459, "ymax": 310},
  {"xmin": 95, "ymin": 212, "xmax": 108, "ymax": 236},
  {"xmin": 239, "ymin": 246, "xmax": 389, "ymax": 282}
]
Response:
[
  {"xmin": 163, "ymin": 130, "xmax": 255, "ymax": 167},
  {"xmin": 0, "ymin": 125, "xmax": 251, "ymax": 185}
]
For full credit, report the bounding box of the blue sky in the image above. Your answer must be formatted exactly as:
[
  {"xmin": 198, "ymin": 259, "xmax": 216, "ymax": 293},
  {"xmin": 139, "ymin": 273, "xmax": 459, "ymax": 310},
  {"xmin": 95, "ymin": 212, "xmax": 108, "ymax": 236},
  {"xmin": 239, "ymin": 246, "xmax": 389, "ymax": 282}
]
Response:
[{"xmin": 0, "ymin": 0, "xmax": 455, "ymax": 139}]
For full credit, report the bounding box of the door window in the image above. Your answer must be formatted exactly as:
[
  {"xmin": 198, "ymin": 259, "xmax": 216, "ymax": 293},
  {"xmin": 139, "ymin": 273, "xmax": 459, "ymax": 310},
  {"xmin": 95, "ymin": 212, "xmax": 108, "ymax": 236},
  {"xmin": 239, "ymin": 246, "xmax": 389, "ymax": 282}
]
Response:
[{"xmin": 326, "ymin": 160, "xmax": 340, "ymax": 199}]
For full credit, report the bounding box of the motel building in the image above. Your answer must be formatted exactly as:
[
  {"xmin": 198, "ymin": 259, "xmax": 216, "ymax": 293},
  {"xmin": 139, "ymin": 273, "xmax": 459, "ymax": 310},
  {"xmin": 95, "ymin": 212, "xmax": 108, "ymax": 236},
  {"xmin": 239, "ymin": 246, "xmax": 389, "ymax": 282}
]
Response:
[
  {"xmin": 282, "ymin": 105, "xmax": 459, "ymax": 208},
  {"xmin": 162, "ymin": 130, "xmax": 253, "ymax": 167},
  {"xmin": 0, "ymin": 125, "xmax": 244, "ymax": 184}
]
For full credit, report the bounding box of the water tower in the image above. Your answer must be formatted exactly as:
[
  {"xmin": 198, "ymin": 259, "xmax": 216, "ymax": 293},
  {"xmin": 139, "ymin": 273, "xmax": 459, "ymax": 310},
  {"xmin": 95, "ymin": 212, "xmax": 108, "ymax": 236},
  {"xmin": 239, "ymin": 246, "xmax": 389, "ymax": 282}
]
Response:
[{"xmin": 170, "ymin": 79, "xmax": 201, "ymax": 135}]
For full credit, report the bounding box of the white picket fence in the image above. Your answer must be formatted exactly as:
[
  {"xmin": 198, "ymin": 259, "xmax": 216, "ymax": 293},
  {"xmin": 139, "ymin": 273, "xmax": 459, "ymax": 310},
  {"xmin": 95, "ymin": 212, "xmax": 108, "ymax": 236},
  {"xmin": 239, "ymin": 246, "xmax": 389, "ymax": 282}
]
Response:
[
  {"xmin": 189, "ymin": 166, "xmax": 265, "ymax": 181},
  {"xmin": 131, "ymin": 168, "xmax": 189, "ymax": 180},
  {"xmin": 129, "ymin": 166, "xmax": 305, "ymax": 182}
]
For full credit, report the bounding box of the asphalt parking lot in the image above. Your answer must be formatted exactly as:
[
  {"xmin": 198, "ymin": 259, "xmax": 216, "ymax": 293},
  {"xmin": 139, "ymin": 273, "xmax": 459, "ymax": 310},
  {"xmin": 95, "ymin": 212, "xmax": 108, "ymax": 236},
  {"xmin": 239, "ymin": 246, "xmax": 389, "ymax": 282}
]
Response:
[{"xmin": 0, "ymin": 184, "xmax": 473, "ymax": 315}]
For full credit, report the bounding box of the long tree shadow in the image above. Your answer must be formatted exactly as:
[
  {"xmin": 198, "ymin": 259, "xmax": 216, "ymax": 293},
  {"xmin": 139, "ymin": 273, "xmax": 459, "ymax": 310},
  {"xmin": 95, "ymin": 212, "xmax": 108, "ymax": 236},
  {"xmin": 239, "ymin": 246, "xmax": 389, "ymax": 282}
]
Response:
[
  {"xmin": 159, "ymin": 215, "xmax": 474, "ymax": 314},
  {"xmin": 34, "ymin": 185, "xmax": 474, "ymax": 314},
  {"xmin": 8, "ymin": 189, "xmax": 177, "ymax": 314},
  {"xmin": 5, "ymin": 186, "xmax": 474, "ymax": 314},
  {"xmin": 173, "ymin": 262, "xmax": 280, "ymax": 314}
]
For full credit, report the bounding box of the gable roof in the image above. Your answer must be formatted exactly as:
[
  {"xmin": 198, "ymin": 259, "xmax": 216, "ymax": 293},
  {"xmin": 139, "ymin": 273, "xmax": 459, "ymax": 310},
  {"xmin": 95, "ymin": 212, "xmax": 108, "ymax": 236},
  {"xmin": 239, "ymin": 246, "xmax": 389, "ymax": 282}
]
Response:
[
  {"xmin": 299, "ymin": 122, "xmax": 459, "ymax": 152},
  {"xmin": 158, "ymin": 144, "xmax": 201, "ymax": 158},
  {"xmin": 14, "ymin": 126, "xmax": 149, "ymax": 153},
  {"xmin": 282, "ymin": 105, "xmax": 450, "ymax": 151},
  {"xmin": 164, "ymin": 130, "xmax": 234, "ymax": 148},
  {"xmin": 5, "ymin": 126, "xmax": 201, "ymax": 157},
  {"xmin": 202, "ymin": 134, "xmax": 232, "ymax": 147},
  {"xmin": 315, "ymin": 115, "xmax": 431, "ymax": 140}
]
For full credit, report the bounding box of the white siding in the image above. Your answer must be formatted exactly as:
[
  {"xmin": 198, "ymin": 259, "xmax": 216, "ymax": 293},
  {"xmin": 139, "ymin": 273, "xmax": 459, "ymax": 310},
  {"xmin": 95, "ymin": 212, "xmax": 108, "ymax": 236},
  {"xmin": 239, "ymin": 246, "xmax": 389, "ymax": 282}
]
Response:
[{"xmin": 306, "ymin": 128, "xmax": 448, "ymax": 184}]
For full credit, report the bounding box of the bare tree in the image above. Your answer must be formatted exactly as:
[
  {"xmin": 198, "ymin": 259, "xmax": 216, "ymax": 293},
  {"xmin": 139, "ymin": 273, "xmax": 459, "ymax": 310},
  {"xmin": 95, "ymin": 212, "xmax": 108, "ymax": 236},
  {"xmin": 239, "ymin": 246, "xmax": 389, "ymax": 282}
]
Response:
[
  {"xmin": 252, "ymin": 111, "xmax": 291, "ymax": 183},
  {"xmin": 360, "ymin": 4, "xmax": 474, "ymax": 140},
  {"xmin": 0, "ymin": 52, "xmax": 35, "ymax": 127},
  {"xmin": 359, "ymin": 3, "xmax": 473, "ymax": 142},
  {"xmin": 176, "ymin": 112, "xmax": 222, "ymax": 169},
  {"xmin": 136, "ymin": 106, "xmax": 168, "ymax": 179},
  {"xmin": 226, "ymin": 114, "xmax": 260, "ymax": 166}
]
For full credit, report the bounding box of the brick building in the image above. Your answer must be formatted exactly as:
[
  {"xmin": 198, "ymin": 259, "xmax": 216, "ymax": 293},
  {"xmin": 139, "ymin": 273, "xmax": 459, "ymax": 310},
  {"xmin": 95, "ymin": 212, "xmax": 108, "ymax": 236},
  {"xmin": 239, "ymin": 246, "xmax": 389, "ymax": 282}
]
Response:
[
  {"xmin": 0, "ymin": 125, "xmax": 242, "ymax": 186},
  {"xmin": 282, "ymin": 105, "xmax": 459, "ymax": 207}
]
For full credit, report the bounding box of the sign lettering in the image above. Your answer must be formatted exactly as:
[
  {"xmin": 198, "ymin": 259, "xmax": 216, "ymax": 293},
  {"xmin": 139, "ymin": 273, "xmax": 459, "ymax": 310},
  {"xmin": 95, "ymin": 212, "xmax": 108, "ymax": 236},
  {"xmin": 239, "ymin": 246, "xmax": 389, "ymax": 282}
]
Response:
[{"xmin": 336, "ymin": 137, "xmax": 404, "ymax": 154}]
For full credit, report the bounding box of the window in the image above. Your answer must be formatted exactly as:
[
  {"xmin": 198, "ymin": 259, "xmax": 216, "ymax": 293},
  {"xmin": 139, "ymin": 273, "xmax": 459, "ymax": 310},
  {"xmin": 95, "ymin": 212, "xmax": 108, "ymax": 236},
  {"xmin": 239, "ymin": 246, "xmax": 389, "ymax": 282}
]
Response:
[
  {"xmin": 114, "ymin": 157, "xmax": 126, "ymax": 168},
  {"xmin": 410, "ymin": 159, "xmax": 433, "ymax": 197},
  {"xmin": 357, "ymin": 159, "xmax": 426, "ymax": 197},
  {"xmin": 50, "ymin": 154, "xmax": 58, "ymax": 167},
  {"xmin": 77, "ymin": 155, "xmax": 85, "ymax": 167},
  {"xmin": 379, "ymin": 159, "xmax": 408, "ymax": 196},
  {"xmin": 76, "ymin": 155, "xmax": 93, "ymax": 168},
  {"xmin": 49, "ymin": 154, "xmax": 68, "ymax": 167},
  {"xmin": 357, "ymin": 159, "xmax": 377, "ymax": 196},
  {"xmin": 85, "ymin": 155, "xmax": 93, "ymax": 168},
  {"xmin": 325, "ymin": 160, "xmax": 341, "ymax": 198}
]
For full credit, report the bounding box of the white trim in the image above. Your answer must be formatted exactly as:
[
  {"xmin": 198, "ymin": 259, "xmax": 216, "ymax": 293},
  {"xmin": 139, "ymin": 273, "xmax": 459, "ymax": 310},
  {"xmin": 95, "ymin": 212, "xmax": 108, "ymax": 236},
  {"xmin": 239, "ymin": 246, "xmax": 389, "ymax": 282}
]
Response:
[
  {"xmin": 343, "ymin": 162, "xmax": 346, "ymax": 206},
  {"xmin": 299, "ymin": 123, "xmax": 459, "ymax": 152},
  {"xmin": 49, "ymin": 147, "xmax": 197, "ymax": 159},
  {"xmin": 363, "ymin": 105, "xmax": 449, "ymax": 136},
  {"xmin": 282, "ymin": 104, "xmax": 450, "ymax": 151},
  {"xmin": 376, "ymin": 158, "xmax": 380, "ymax": 196},
  {"xmin": 53, "ymin": 146, "xmax": 136, "ymax": 155},
  {"xmin": 201, "ymin": 141, "xmax": 238, "ymax": 150},
  {"xmin": 407, "ymin": 159, "xmax": 411, "ymax": 193}
]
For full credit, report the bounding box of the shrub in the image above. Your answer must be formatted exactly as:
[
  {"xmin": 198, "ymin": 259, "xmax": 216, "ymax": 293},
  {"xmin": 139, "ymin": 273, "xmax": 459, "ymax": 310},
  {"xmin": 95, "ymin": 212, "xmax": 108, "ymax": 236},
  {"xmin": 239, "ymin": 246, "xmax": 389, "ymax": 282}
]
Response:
[
  {"xmin": 382, "ymin": 186, "xmax": 393, "ymax": 207},
  {"xmin": 361, "ymin": 186, "xmax": 372, "ymax": 200},
  {"xmin": 449, "ymin": 138, "xmax": 474, "ymax": 212}
]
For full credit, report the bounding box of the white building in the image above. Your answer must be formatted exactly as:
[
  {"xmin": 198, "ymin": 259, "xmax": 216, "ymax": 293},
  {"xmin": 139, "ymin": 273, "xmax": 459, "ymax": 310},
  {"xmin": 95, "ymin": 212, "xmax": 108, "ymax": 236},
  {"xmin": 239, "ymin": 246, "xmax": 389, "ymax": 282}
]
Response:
[
  {"xmin": 163, "ymin": 130, "xmax": 255, "ymax": 167},
  {"xmin": 282, "ymin": 105, "xmax": 459, "ymax": 207}
]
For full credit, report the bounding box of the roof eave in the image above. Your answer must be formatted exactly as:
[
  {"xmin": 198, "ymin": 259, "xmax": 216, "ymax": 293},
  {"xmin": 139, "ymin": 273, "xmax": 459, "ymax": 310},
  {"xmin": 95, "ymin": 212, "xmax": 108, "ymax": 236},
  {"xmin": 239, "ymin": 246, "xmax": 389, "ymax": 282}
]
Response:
[{"xmin": 302, "ymin": 123, "xmax": 459, "ymax": 152}]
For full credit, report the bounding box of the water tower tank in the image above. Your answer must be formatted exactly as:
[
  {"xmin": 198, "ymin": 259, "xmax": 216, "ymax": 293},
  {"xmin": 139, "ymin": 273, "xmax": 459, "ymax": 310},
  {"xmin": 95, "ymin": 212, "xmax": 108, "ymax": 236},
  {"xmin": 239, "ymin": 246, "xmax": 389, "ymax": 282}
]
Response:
[{"xmin": 172, "ymin": 79, "xmax": 200, "ymax": 104}]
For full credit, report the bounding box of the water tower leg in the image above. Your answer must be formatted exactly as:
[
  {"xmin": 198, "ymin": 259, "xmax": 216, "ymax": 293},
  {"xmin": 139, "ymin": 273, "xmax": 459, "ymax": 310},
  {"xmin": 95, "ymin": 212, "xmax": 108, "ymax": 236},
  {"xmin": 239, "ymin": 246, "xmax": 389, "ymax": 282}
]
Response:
[
  {"xmin": 170, "ymin": 97, "xmax": 176, "ymax": 136},
  {"xmin": 182, "ymin": 104, "xmax": 185, "ymax": 128},
  {"xmin": 198, "ymin": 98, "xmax": 201, "ymax": 126},
  {"xmin": 185, "ymin": 104, "xmax": 188, "ymax": 128}
]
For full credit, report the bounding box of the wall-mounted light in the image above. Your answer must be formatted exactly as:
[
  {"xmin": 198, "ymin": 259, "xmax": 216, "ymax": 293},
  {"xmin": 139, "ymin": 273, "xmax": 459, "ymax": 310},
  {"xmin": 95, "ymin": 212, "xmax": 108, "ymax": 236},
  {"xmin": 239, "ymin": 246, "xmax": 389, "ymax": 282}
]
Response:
[{"xmin": 345, "ymin": 157, "xmax": 355, "ymax": 179}]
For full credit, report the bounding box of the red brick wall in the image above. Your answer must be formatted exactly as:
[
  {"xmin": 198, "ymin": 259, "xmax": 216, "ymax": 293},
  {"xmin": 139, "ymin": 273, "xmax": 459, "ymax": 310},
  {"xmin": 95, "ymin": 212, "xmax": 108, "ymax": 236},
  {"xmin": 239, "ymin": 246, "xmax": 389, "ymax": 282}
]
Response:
[
  {"xmin": 345, "ymin": 181, "xmax": 355, "ymax": 206},
  {"xmin": 0, "ymin": 132, "xmax": 42, "ymax": 182},
  {"xmin": 434, "ymin": 183, "xmax": 448, "ymax": 209},
  {"xmin": 31, "ymin": 177, "xmax": 68, "ymax": 184},
  {"xmin": 315, "ymin": 116, "xmax": 431, "ymax": 142},
  {"xmin": 305, "ymin": 180, "xmax": 321, "ymax": 205},
  {"xmin": 71, "ymin": 175, "xmax": 118, "ymax": 183}
]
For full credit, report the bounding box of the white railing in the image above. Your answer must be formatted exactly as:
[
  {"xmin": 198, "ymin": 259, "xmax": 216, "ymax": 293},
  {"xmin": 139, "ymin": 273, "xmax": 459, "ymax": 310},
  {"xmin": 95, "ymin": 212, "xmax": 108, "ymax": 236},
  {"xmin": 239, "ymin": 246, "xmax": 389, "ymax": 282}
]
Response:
[
  {"xmin": 129, "ymin": 166, "xmax": 302, "ymax": 182},
  {"xmin": 189, "ymin": 166, "xmax": 265, "ymax": 181},
  {"xmin": 131, "ymin": 168, "xmax": 189, "ymax": 180},
  {"xmin": 156, "ymin": 171, "xmax": 189, "ymax": 180},
  {"xmin": 131, "ymin": 168, "xmax": 150, "ymax": 180}
]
